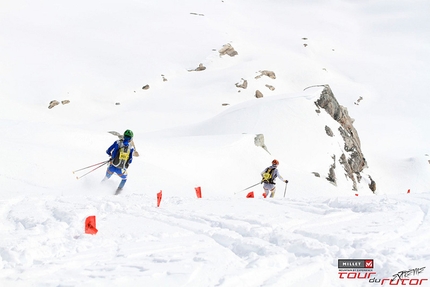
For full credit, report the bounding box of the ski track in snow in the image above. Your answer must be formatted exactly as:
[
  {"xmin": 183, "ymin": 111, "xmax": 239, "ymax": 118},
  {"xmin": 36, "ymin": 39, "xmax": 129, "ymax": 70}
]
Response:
[{"xmin": 1, "ymin": 191, "xmax": 429, "ymax": 287}]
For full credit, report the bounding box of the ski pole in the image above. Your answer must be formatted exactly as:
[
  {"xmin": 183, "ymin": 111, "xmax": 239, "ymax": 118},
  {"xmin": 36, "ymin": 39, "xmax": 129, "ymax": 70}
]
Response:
[
  {"xmin": 72, "ymin": 160, "xmax": 110, "ymax": 174},
  {"xmin": 75, "ymin": 161, "xmax": 109, "ymax": 180},
  {"xmin": 235, "ymin": 182, "xmax": 261, "ymax": 194},
  {"xmin": 283, "ymin": 182, "xmax": 288, "ymax": 198}
]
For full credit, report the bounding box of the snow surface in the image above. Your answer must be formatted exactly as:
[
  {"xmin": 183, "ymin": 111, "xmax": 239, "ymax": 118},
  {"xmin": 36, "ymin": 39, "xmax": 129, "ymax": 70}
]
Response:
[{"xmin": 1, "ymin": 0, "xmax": 429, "ymax": 286}]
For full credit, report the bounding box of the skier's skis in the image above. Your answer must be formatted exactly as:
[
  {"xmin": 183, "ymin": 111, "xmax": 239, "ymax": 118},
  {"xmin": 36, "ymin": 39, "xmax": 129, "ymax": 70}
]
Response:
[{"xmin": 108, "ymin": 131, "xmax": 140, "ymax": 157}]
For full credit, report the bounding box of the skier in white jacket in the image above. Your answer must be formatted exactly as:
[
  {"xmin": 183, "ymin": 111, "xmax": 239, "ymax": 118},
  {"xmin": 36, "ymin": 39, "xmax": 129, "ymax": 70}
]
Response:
[{"xmin": 261, "ymin": 159, "xmax": 288, "ymax": 198}]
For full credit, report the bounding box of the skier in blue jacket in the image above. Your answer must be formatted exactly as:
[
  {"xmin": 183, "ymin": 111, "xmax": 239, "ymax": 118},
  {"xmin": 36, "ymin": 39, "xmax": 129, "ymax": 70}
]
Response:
[
  {"xmin": 102, "ymin": 129, "xmax": 135, "ymax": 194},
  {"xmin": 261, "ymin": 159, "xmax": 288, "ymax": 198}
]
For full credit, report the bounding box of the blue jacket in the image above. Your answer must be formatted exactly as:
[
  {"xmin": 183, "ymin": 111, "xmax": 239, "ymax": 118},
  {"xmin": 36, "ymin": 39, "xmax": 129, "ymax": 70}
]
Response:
[{"xmin": 106, "ymin": 139, "xmax": 134, "ymax": 167}]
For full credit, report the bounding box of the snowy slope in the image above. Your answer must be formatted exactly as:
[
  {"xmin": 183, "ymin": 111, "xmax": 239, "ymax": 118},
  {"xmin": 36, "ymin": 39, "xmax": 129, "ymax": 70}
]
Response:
[
  {"xmin": 1, "ymin": 0, "xmax": 430, "ymax": 286},
  {"xmin": 1, "ymin": 188, "xmax": 429, "ymax": 287}
]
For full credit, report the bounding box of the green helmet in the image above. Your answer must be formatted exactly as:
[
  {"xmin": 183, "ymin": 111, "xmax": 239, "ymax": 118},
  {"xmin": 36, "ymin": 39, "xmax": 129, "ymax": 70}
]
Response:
[{"xmin": 124, "ymin": 129, "xmax": 134, "ymax": 139}]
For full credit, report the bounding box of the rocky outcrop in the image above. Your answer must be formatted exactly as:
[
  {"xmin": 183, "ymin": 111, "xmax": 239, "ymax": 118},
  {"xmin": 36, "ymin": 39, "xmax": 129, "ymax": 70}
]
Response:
[{"xmin": 315, "ymin": 85, "xmax": 374, "ymax": 192}]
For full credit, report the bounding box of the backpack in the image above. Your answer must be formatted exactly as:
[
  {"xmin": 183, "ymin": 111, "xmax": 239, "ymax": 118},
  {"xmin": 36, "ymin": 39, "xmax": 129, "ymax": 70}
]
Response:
[
  {"xmin": 261, "ymin": 167, "xmax": 276, "ymax": 184},
  {"xmin": 112, "ymin": 140, "xmax": 131, "ymax": 169}
]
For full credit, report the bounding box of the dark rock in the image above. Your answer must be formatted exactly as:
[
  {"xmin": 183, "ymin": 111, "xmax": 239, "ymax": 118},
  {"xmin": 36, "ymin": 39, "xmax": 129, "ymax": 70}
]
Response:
[
  {"xmin": 325, "ymin": 126, "xmax": 334, "ymax": 137},
  {"xmin": 369, "ymin": 176, "xmax": 376, "ymax": 192}
]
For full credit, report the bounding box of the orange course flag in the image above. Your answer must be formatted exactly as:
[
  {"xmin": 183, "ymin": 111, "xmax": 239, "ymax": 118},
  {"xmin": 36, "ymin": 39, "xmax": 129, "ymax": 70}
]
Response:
[
  {"xmin": 246, "ymin": 191, "xmax": 254, "ymax": 198},
  {"xmin": 85, "ymin": 216, "xmax": 98, "ymax": 235},
  {"xmin": 157, "ymin": 190, "xmax": 162, "ymax": 207},
  {"xmin": 195, "ymin": 186, "xmax": 202, "ymax": 198}
]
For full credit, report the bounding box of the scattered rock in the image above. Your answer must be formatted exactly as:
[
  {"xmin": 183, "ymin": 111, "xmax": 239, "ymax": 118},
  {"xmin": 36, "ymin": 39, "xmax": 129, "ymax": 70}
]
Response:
[
  {"xmin": 142, "ymin": 85, "xmax": 150, "ymax": 90},
  {"xmin": 115, "ymin": 103, "xmax": 120, "ymax": 105},
  {"xmin": 49, "ymin": 100, "xmax": 71, "ymax": 109},
  {"xmin": 190, "ymin": 12, "xmax": 204, "ymax": 16},
  {"xmin": 354, "ymin": 96, "xmax": 363, "ymax": 105},
  {"xmin": 312, "ymin": 172, "xmax": 320, "ymax": 177},
  {"xmin": 161, "ymin": 74, "xmax": 167, "ymax": 82},
  {"xmin": 222, "ymin": 103, "xmax": 230, "ymax": 106},
  {"xmin": 303, "ymin": 44, "xmax": 308, "ymax": 47},
  {"xmin": 188, "ymin": 63, "xmax": 206, "ymax": 72},
  {"xmin": 265, "ymin": 84, "xmax": 275, "ymax": 91},
  {"xmin": 255, "ymin": 70, "xmax": 276, "ymax": 80},
  {"xmin": 255, "ymin": 90, "xmax": 263, "ymax": 98},
  {"xmin": 219, "ymin": 43, "xmax": 238, "ymax": 57},
  {"xmin": 48, "ymin": 100, "xmax": 60, "ymax": 109},
  {"xmin": 325, "ymin": 125, "xmax": 334, "ymax": 137},
  {"xmin": 235, "ymin": 78, "xmax": 248, "ymax": 89}
]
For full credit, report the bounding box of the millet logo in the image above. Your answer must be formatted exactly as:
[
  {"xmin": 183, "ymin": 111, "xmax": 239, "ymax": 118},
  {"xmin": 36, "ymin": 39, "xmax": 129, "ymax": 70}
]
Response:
[{"xmin": 338, "ymin": 259, "xmax": 374, "ymax": 269}]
